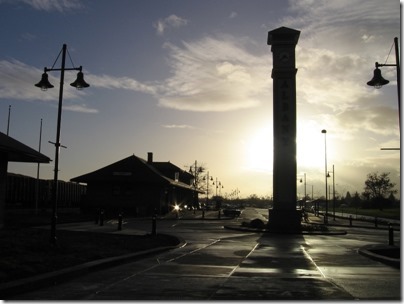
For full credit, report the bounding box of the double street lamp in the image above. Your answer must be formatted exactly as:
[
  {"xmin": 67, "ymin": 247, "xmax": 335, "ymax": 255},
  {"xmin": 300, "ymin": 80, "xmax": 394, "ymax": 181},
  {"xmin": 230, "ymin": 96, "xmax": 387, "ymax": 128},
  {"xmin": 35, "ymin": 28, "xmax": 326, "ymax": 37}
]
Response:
[{"xmin": 35, "ymin": 44, "xmax": 89, "ymax": 244}]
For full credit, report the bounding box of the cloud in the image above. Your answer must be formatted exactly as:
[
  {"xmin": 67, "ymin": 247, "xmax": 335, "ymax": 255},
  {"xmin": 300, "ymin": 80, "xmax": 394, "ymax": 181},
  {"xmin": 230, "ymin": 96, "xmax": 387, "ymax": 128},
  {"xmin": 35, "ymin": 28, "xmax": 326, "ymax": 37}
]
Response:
[
  {"xmin": 0, "ymin": 59, "xmax": 99, "ymax": 113},
  {"xmin": 229, "ymin": 11, "xmax": 238, "ymax": 19},
  {"xmin": 157, "ymin": 36, "xmax": 271, "ymax": 112},
  {"xmin": 20, "ymin": 32, "xmax": 37, "ymax": 42},
  {"xmin": 0, "ymin": 59, "xmax": 97, "ymax": 114},
  {"xmin": 0, "ymin": 59, "xmax": 158, "ymax": 102},
  {"xmin": 153, "ymin": 14, "xmax": 188, "ymax": 35},
  {"xmin": 284, "ymin": 0, "xmax": 399, "ymax": 54},
  {"xmin": 335, "ymin": 106, "xmax": 399, "ymax": 136},
  {"xmin": 162, "ymin": 124, "xmax": 195, "ymax": 129},
  {"xmin": 63, "ymin": 103, "xmax": 98, "ymax": 113},
  {"xmin": 0, "ymin": 59, "xmax": 85, "ymax": 101},
  {"xmin": 2, "ymin": 0, "xmax": 83, "ymax": 12},
  {"xmin": 296, "ymin": 46, "xmax": 370, "ymax": 111},
  {"xmin": 86, "ymin": 74, "xmax": 157, "ymax": 94}
]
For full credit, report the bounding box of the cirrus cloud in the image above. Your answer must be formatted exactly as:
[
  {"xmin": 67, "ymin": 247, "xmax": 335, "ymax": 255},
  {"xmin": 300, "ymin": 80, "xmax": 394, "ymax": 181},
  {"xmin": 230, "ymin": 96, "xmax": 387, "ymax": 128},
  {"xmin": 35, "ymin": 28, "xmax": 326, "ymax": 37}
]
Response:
[
  {"xmin": 153, "ymin": 14, "xmax": 188, "ymax": 36},
  {"xmin": 157, "ymin": 36, "xmax": 271, "ymax": 112}
]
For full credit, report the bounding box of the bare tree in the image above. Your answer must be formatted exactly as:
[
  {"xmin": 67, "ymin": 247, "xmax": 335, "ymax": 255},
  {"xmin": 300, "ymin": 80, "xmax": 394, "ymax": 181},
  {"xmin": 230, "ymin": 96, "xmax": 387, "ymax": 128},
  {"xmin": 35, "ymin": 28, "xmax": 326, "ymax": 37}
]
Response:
[{"xmin": 363, "ymin": 172, "xmax": 397, "ymax": 200}]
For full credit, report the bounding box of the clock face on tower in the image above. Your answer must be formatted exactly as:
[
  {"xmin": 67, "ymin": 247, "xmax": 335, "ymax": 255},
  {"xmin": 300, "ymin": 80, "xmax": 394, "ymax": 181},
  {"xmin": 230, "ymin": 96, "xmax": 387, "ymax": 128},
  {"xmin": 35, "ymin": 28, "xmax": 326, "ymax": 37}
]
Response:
[{"xmin": 279, "ymin": 51, "xmax": 290, "ymax": 63}]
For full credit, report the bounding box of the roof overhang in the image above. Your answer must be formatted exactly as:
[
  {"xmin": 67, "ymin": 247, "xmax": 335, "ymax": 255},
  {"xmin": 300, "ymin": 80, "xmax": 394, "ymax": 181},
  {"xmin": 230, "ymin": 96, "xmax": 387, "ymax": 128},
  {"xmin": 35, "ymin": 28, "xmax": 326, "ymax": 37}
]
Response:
[{"xmin": 0, "ymin": 132, "xmax": 51, "ymax": 163}]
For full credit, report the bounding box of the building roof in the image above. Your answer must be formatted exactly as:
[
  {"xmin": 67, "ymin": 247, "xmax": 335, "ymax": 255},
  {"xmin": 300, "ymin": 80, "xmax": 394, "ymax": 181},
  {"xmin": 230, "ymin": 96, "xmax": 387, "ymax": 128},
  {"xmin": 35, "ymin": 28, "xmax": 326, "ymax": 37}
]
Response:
[
  {"xmin": 70, "ymin": 154, "xmax": 194, "ymax": 191},
  {"xmin": 152, "ymin": 161, "xmax": 194, "ymax": 182},
  {"xmin": 0, "ymin": 132, "xmax": 51, "ymax": 163}
]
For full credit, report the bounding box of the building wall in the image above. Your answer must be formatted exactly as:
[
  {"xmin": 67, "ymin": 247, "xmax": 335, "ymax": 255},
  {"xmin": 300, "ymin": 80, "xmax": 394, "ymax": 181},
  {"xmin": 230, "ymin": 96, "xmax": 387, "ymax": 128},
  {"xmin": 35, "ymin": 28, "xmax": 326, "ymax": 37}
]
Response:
[
  {"xmin": 5, "ymin": 174, "xmax": 86, "ymax": 210},
  {"xmin": 80, "ymin": 181, "xmax": 195, "ymax": 217}
]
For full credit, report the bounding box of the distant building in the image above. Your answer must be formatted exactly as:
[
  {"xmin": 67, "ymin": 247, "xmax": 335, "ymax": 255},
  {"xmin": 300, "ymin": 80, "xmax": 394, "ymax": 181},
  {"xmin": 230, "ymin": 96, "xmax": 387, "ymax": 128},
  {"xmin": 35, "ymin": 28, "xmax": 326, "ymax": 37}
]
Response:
[
  {"xmin": 70, "ymin": 153, "xmax": 198, "ymax": 216},
  {"xmin": 6, "ymin": 172, "xmax": 86, "ymax": 210}
]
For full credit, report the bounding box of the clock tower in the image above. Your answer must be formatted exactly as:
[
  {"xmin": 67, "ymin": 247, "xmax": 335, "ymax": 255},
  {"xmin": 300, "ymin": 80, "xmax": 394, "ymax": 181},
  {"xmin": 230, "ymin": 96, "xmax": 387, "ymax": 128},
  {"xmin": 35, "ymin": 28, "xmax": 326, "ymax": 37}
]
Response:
[{"xmin": 267, "ymin": 26, "xmax": 301, "ymax": 232}]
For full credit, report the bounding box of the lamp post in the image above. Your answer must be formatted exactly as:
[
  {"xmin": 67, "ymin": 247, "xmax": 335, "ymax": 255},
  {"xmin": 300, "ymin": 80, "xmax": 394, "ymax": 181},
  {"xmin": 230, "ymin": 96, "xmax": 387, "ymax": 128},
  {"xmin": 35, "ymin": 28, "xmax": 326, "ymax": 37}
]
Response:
[
  {"xmin": 213, "ymin": 177, "xmax": 223, "ymax": 197},
  {"xmin": 299, "ymin": 173, "xmax": 307, "ymax": 208},
  {"xmin": 327, "ymin": 164, "xmax": 336, "ymax": 220},
  {"xmin": 35, "ymin": 118, "xmax": 43, "ymax": 215},
  {"xmin": 203, "ymin": 172, "xmax": 213, "ymax": 209},
  {"xmin": 367, "ymin": 37, "xmax": 401, "ymax": 131},
  {"xmin": 7, "ymin": 105, "xmax": 11, "ymax": 135},
  {"xmin": 321, "ymin": 129, "xmax": 328, "ymax": 224},
  {"xmin": 35, "ymin": 44, "xmax": 89, "ymax": 244},
  {"xmin": 189, "ymin": 160, "xmax": 202, "ymax": 210}
]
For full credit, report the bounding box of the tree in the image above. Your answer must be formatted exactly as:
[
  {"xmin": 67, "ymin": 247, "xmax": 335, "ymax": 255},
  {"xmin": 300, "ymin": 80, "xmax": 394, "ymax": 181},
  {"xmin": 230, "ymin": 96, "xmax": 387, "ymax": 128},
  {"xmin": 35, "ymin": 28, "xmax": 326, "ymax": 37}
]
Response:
[
  {"xmin": 187, "ymin": 160, "xmax": 207, "ymax": 208},
  {"xmin": 352, "ymin": 191, "xmax": 362, "ymax": 209},
  {"xmin": 345, "ymin": 191, "xmax": 352, "ymax": 205},
  {"xmin": 363, "ymin": 172, "xmax": 397, "ymax": 199},
  {"xmin": 363, "ymin": 172, "xmax": 397, "ymax": 209}
]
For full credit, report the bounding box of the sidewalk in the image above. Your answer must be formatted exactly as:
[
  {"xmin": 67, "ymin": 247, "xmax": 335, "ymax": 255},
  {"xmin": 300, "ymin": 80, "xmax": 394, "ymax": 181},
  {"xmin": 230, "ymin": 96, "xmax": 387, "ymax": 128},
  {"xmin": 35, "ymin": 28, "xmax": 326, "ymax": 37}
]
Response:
[
  {"xmin": 308, "ymin": 212, "xmax": 399, "ymax": 230},
  {"xmin": 0, "ymin": 211, "xmax": 399, "ymax": 298}
]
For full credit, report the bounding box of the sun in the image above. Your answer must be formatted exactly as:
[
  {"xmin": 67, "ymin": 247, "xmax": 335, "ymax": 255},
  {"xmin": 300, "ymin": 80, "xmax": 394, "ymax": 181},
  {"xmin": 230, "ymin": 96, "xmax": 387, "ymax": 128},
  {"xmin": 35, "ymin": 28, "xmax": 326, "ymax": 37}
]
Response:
[
  {"xmin": 296, "ymin": 121, "xmax": 326, "ymax": 169},
  {"xmin": 243, "ymin": 121, "xmax": 328, "ymax": 173},
  {"xmin": 244, "ymin": 125, "xmax": 273, "ymax": 173}
]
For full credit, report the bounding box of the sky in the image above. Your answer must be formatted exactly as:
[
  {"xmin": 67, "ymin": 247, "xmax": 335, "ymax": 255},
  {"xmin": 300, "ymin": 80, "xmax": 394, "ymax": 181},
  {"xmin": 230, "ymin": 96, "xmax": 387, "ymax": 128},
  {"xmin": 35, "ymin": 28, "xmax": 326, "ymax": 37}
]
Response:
[{"xmin": 0, "ymin": 0, "xmax": 401, "ymax": 200}]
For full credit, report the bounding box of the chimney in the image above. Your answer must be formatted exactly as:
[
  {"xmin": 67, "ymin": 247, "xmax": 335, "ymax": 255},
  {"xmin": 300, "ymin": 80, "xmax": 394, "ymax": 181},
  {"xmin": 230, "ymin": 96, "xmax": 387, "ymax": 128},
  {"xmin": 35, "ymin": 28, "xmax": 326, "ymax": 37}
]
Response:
[{"xmin": 147, "ymin": 152, "xmax": 153, "ymax": 164}]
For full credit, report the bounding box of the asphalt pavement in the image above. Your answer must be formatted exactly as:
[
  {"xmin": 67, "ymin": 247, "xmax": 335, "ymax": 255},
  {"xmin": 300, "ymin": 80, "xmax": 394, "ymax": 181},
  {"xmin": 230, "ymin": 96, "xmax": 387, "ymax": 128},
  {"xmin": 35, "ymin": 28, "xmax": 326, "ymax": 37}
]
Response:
[{"xmin": 0, "ymin": 209, "xmax": 400, "ymax": 300}]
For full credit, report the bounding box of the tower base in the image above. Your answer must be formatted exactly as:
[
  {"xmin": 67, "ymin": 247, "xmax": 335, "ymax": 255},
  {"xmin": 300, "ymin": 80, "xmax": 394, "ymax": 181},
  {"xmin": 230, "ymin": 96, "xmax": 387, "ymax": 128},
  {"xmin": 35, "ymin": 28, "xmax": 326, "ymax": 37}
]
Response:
[{"xmin": 267, "ymin": 209, "xmax": 302, "ymax": 233}]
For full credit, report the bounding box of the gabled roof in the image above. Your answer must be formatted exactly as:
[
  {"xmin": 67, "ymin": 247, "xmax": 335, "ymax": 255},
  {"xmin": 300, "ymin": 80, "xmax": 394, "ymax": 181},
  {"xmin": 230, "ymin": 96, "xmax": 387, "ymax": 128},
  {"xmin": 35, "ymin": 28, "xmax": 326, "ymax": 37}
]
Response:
[
  {"xmin": 70, "ymin": 154, "xmax": 194, "ymax": 190},
  {"xmin": 152, "ymin": 161, "xmax": 194, "ymax": 182},
  {"xmin": 0, "ymin": 132, "xmax": 51, "ymax": 163}
]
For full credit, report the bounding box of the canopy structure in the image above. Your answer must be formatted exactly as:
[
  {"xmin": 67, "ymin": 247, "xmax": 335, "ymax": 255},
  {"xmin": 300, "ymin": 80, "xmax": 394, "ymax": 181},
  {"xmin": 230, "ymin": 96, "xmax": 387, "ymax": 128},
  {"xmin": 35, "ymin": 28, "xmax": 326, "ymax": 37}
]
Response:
[
  {"xmin": 0, "ymin": 131, "xmax": 51, "ymax": 229},
  {"xmin": 0, "ymin": 132, "xmax": 51, "ymax": 163}
]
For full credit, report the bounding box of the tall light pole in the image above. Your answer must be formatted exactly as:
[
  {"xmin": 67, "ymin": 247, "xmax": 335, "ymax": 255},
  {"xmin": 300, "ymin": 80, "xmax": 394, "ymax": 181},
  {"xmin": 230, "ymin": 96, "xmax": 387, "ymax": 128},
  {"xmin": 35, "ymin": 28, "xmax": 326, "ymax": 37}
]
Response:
[
  {"xmin": 367, "ymin": 37, "xmax": 400, "ymax": 131},
  {"xmin": 189, "ymin": 160, "xmax": 202, "ymax": 210},
  {"xmin": 35, "ymin": 44, "xmax": 89, "ymax": 244},
  {"xmin": 321, "ymin": 129, "xmax": 328, "ymax": 224},
  {"xmin": 6, "ymin": 105, "xmax": 11, "ymax": 135},
  {"xmin": 35, "ymin": 118, "xmax": 43, "ymax": 215},
  {"xmin": 327, "ymin": 164, "xmax": 336, "ymax": 220},
  {"xmin": 203, "ymin": 172, "xmax": 213, "ymax": 208}
]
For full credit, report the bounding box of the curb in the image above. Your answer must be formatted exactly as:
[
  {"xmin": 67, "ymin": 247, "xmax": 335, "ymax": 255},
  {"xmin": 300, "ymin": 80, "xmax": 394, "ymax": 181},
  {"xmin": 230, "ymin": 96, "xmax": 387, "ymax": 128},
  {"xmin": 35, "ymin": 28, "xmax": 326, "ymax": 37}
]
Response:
[
  {"xmin": 358, "ymin": 244, "xmax": 400, "ymax": 269},
  {"xmin": 0, "ymin": 236, "xmax": 185, "ymax": 299},
  {"xmin": 223, "ymin": 225, "xmax": 347, "ymax": 235}
]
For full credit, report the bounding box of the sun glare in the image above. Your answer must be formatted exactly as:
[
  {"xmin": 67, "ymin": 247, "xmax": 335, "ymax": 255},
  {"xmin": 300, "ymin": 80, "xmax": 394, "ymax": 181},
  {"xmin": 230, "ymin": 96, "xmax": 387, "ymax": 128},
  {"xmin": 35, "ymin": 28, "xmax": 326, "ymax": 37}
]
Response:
[
  {"xmin": 297, "ymin": 122, "xmax": 326, "ymax": 169},
  {"xmin": 244, "ymin": 121, "xmax": 328, "ymax": 173},
  {"xmin": 244, "ymin": 126, "xmax": 273, "ymax": 173}
]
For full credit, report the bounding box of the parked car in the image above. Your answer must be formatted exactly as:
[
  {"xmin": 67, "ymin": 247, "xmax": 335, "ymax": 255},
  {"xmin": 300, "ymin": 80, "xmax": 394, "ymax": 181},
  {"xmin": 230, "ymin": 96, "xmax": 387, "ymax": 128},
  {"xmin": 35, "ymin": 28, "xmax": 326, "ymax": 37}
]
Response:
[{"xmin": 223, "ymin": 208, "xmax": 241, "ymax": 217}]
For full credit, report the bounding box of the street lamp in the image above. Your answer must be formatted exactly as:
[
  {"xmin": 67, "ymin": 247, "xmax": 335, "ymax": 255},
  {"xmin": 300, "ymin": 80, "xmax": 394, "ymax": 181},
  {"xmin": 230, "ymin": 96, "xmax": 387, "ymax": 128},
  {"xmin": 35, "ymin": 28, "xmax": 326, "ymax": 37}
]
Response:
[
  {"xmin": 35, "ymin": 44, "xmax": 89, "ymax": 244},
  {"xmin": 321, "ymin": 129, "xmax": 328, "ymax": 224},
  {"xmin": 189, "ymin": 160, "xmax": 203, "ymax": 210},
  {"xmin": 367, "ymin": 37, "xmax": 401, "ymax": 130},
  {"xmin": 299, "ymin": 173, "xmax": 307, "ymax": 208},
  {"xmin": 203, "ymin": 172, "xmax": 213, "ymax": 209},
  {"xmin": 213, "ymin": 177, "xmax": 223, "ymax": 196},
  {"xmin": 327, "ymin": 164, "xmax": 335, "ymax": 221}
]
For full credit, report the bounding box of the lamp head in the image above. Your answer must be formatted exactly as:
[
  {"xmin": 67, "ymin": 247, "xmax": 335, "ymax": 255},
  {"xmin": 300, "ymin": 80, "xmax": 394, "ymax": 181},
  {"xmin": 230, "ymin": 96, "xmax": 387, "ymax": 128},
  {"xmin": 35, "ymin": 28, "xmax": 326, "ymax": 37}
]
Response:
[
  {"xmin": 367, "ymin": 67, "xmax": 389, "ymax": 89},
  {"xmin": 35, "ymin": 72, "xmax": 54, "ymax": 91},
  {"xmin": 321, "ymin": 129, "xmax": 327, "ymax": 134},
  {"xmin": 70, "ymin": 71, "xmax": 90, "ymax": 90}
]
